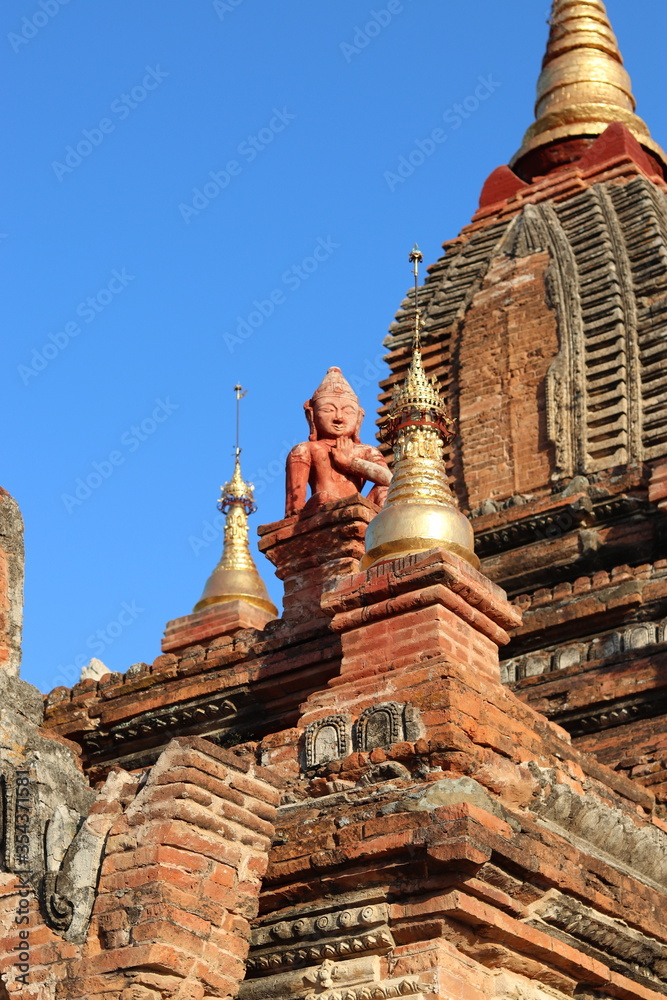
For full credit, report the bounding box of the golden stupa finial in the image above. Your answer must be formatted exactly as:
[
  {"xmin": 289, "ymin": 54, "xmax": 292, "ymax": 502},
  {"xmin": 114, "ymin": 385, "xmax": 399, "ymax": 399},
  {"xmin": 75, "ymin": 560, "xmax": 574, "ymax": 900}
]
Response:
[
  {"xmin": 362, "ymin": 248, "xmax": 478, "ymax": 570},
  {"xmin": 194, "ymin": 386, "xmax": 278, "ymax": 616},
  {"xmin": 511, "ymin": 0, "xmax": 667, "ymax": 171}
]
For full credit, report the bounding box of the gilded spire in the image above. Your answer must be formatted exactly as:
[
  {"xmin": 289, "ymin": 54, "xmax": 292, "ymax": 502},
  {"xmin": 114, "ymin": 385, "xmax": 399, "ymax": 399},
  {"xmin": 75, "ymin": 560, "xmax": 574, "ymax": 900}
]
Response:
[
  {"xmin": 194, "ymin": 388, "xmax": 277, "ymax": 617},
  {"xmin": 362, "ymin": 248, "xmax": 478, "ymax": 570},
  {"xmin": 511, "ymin": 0, "xmax": 667, "ymax": 171}
]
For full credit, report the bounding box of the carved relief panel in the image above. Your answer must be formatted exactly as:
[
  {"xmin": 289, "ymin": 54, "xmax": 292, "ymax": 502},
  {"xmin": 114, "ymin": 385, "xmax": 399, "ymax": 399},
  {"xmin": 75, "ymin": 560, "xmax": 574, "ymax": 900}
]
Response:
[
  {"xmin": 304, "ymin": 716, "xmax": 352, "ymax": 768},
  {"xmin": 304, "ymin": 705, "xmax": 421, "ymax": 768},
  {"xmin": 355, "ymin": 703, "xmax": 406, "ymax": 751}
]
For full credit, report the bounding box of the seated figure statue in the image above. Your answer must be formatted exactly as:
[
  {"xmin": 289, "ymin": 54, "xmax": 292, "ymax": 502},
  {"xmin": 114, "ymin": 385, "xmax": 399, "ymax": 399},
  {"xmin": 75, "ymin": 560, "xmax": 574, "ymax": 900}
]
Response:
[{"xmin": 285, "ymin": 367, "xmax": 391, "ymax": 516}]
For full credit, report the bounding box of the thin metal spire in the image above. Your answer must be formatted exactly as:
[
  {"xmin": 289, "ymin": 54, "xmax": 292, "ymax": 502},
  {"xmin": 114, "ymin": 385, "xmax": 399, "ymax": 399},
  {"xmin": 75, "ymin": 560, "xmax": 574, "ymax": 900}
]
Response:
[
  {"xmin": 408, "ymin": 244, "xmax": 423, "ymax": 351},
  {"xmin": 233, "ymin": 383, "xmax": 247, "ymax": 459}
]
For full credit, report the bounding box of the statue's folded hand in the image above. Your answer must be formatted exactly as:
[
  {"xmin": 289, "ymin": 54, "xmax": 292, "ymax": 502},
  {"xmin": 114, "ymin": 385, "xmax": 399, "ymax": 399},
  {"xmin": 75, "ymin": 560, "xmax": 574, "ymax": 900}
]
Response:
[{"xmin": 330, "ymin": 437, "xmax": 355, "ymax": 472}]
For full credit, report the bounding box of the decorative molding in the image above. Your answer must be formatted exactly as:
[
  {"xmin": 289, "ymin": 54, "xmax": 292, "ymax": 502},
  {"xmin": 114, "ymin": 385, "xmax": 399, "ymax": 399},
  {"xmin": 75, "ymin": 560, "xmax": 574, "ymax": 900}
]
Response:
[
  {"xmin": 529, "ymin": 763, "xmax": 667, "ymax": 889},
  {"xmin": 254, "ymin": 903, "xmax": 389, "ymax": 949},
  {"xmin": 610, "ymin": 177, "xmax": 667, "ymax": 460},
  {"xmin": 503, "ymin": 617, "xmax": 667, "ymax": 686},
  {"xmin": 533, "ymin": 892, "xmax": 667, "ymax": 987},
  {"xmin": 554, "ymin": 691, "xmax": 667, "ymax": 738},
  {"xmin": 305, "ymin": 976, "xmax": 425, "ymax": 1000},
  {"xmin": 83, "ymin": 694, "xmax": 237, "ymax": 755},
  {"xmin": 474, "ymin": 496, "xmax": 593, "ymax": 558},
  {"xmin": 474, "ymin": 491, "xmax": 647, "ymax": 561},
  {"xmin": 530, "ymin": 201, "xmax": 585, "ymax": 478},
  {"xmin": 248, "ymin": 931, "xmax": 395, "ymax": 973},
  {"xmin": 249, "ymin": 898, "xmax": 394, "ymax": 978}
]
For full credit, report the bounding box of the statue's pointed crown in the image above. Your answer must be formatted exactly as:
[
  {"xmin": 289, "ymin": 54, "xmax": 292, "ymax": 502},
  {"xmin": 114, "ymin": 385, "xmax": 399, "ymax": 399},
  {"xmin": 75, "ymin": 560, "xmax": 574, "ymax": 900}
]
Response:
[{"xmin": 311, "ymin": 367, "xmax": 359, "ymax": 404}]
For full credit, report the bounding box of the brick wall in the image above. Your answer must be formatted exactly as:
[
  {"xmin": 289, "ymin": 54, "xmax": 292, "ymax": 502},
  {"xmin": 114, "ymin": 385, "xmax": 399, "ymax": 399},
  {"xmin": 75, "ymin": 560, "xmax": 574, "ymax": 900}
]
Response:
[
  {"xmin": 0, "ymin": 738, "xmax": 281, "ymax": 1000},
  {"xmin": 455, "ymin": 253, "xmax": 559, "ymax": 508}
]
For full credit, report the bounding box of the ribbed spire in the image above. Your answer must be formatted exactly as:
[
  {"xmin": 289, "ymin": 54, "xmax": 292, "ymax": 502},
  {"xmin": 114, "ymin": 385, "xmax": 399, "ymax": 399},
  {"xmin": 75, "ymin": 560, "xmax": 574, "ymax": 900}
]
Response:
[{"xmin": 511, "ymin": 0, "xmax": 666, "ymax": 171}]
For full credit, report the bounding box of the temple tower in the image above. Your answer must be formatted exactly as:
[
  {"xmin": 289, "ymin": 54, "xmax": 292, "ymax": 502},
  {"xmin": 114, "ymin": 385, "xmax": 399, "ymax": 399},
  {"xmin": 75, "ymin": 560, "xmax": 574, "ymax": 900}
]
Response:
[{"xmin": 380, "ymin": 0, "xmax": 667, "ymax": 800}]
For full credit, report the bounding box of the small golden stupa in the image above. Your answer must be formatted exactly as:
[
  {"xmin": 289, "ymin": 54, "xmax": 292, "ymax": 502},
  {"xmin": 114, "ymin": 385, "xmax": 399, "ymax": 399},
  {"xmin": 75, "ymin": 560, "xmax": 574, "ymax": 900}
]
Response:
[
  {"xmin": 194, "ymin": 388, "xmax": 278, "ymax": 617},
  {"xmin": 362, "ymin": 247, "xmax": 478, "ymax": 571},
  {"xmin": 511, "ymin": 0, "xmax": 667, "ymax": 170}
]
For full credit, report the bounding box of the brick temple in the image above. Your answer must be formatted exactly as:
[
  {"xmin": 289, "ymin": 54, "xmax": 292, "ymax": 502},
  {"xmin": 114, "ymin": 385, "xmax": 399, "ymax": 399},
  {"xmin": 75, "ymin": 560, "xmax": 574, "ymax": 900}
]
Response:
[{"xmin": 2, "ymin": 2, "xmax": 667, "ymax": 999}]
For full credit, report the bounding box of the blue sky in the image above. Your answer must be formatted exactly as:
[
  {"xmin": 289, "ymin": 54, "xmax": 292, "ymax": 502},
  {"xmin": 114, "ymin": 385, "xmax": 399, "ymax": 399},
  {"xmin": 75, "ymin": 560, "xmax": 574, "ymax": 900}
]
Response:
[{"xmin": 3, "ymin": 1, "xmax": 667, "ymax": 694}]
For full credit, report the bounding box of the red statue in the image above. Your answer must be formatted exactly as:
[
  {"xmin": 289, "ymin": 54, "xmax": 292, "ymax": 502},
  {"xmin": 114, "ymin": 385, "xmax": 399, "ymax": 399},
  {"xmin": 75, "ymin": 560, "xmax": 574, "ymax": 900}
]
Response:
[{"xmin": 285, "ymin": 367, "xmax": 391, "ymax": 516}]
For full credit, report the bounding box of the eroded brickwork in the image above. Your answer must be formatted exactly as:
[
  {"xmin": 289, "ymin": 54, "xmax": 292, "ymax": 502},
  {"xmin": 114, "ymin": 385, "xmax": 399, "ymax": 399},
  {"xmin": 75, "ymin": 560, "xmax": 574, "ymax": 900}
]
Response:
[
  {"xmin": 0, "ymin": 489, "xmax": 24, "ymax": 678},
  {"xmin": 456, "ymin": 251, "xmax": 559, "ymax": 507},
  {"xmin": 0, "ymin": 730, "xmax": 279, "ymax": 1000},
  {"xmin": 1, "ymin": 498, "xmax": 661, "ymax": 1000}
]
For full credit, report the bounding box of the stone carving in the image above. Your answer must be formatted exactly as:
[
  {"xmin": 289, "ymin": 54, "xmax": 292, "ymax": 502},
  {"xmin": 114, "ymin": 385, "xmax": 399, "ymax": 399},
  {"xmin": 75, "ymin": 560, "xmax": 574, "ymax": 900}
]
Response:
[
  {"xmin": 242, "ymin": 961, "xmax": 425, "ymax": 1000},
  {"xmin": 305, "ymin": 959, "xmax": 340, "ymax": 992},
  {"xmin": 304, "ymin": 977, "xmax": 424, "ymax": 1000},
  {"xmin": 304, "ymin": 706, "xmax": 423, "ymax": 767},
  {"xmin": 624, "ymin": 623, "xmax": 655, "ymax": 648},
  {"xmin": 552, "ymin": 645, "xmax": 584, "ymax": 670},
  {"xmin": 529, "ymin": 763, "xmax": 667, "ymax": 889},
  {"xmin": 511, "ymin": 201, "xmax": 585, "ymax": 479},
  {"xmin": 80, "ymin": 657, "xmax": 108, "ymax": 681},
  {"xmin": 43, "ymin": 873, "xmax": 75, "ymax": 932},
  {"xmin": 43, "ymin": 769, "xmax": 135, "ymax": 942},
  {"xmin": 248, "ymin": 898, "xmax": 394, "ymax": 976},
  {"xmin": 304, "ymin": 716, "xmax": 352, "ymax": 768},
  {"xmin": 503, "ymin": 618, "xmax": 667, "ymax": 690},
  {"xmin": 533, "ymin": 891, "xmax": 667, "ymax": 987},
  {"xmin": 355, "ymin": 704, "xmax": 406, "ymax": 751},
  {"xmin": 588, "ymin": 631, "xmax": 623, "ymax": 660},
  {"xmin": 43, "ymin": 803, "xmax": 81, "ymax": 931},
  {"xmin": 83, "ymin": 694, "xmax": 237, "ymax": 756},
  {"xmin": 285, "ymin": 367, "xmax": 391, "ymax": 516}
]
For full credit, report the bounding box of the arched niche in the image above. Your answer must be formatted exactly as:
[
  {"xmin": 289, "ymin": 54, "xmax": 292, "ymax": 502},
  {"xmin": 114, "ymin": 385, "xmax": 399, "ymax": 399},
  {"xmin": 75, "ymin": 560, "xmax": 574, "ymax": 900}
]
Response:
[
  {"xmin": 304, "ymin": 715, "xmax": 351, "ymax": 768},
  {"xmin": 354, "ymin": 703, "xmax": 407, "ymax": 753}
]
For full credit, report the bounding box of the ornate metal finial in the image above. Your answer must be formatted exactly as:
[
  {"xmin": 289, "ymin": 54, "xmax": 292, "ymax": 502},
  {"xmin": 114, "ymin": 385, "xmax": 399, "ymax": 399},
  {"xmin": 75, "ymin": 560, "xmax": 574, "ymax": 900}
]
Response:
[
  {"xmin": 511, "ymin": 0, "xmax": 666, "ymax": 171},
  {"xmin": 193, "ymin": 387, "xmax": 277, "ymax": 616},
  {"xmin": 361, "ymin": 247, "xmax": 478, "ymax": 570}
]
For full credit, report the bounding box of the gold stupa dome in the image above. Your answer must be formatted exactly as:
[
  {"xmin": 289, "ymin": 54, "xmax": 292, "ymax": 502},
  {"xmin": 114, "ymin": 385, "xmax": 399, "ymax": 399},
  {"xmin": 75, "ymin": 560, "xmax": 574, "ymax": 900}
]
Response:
[
  {"xmin": 362, "ymin": 247, "xmax": 478, "ymax": 571},
  {"xmin": 194, "ymin": 388, "xmax": 277, "ymax": 617}
]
